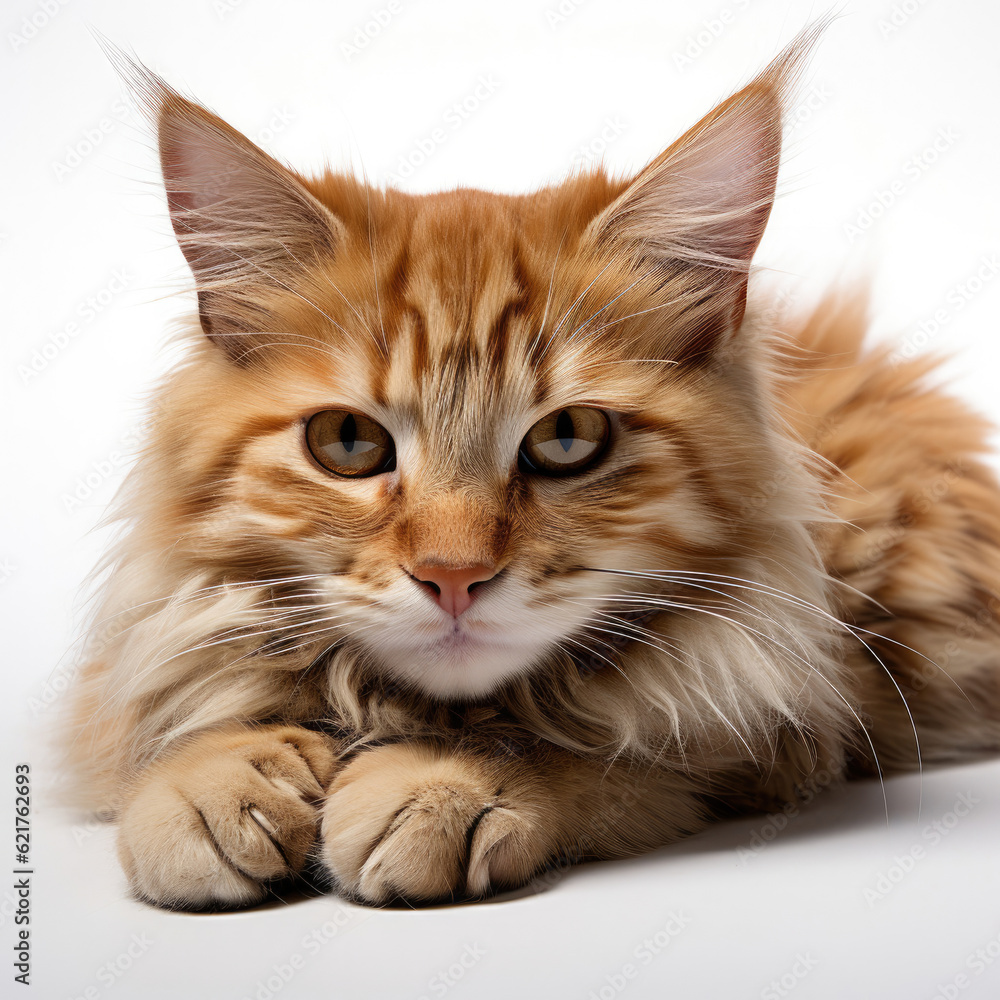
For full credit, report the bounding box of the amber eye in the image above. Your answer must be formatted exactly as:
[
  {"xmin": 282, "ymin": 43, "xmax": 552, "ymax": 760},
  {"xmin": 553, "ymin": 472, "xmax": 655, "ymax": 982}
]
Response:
[
  {"xmin": 305, "ymin": 409, "xmax": 395, "ymax": 477},
  {"xmin": 519, "ymin": 407, "xmax": 610, "ymax": 476}
]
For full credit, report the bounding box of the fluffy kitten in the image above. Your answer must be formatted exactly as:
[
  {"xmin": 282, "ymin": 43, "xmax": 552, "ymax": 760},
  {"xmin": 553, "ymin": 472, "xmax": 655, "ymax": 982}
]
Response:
[{"xmin": 65, "ymin": 26, "xmax": 1000, "ymax": 909}]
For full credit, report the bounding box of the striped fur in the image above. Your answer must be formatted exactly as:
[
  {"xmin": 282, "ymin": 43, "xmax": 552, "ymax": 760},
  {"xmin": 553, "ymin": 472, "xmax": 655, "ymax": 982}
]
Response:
[{"xmin": 64, "ymin": 27, "xmax": 1000, "ymax": 908}]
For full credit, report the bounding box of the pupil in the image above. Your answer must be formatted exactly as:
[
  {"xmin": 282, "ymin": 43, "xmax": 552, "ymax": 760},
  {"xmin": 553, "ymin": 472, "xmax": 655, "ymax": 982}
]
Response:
[
  {"xmin": 555, "ymin": 410, "xmax": 574, "ymax": 453},
  {"xmin": 340, "ymin": 413, "xmax": 357, "ymax": 453}
]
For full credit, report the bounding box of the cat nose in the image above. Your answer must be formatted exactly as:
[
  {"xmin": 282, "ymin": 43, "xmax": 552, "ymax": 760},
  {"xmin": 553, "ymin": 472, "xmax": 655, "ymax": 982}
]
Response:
[{"xmin": 410, "ymin": 563, "xmax": 497, "ymax": 617}]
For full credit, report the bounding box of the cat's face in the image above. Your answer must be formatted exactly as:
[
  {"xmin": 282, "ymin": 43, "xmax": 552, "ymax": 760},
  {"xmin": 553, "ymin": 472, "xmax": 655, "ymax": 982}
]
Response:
[{"xmin": 140, "ymin": 43, "xmax": 799, "ymax": 699}]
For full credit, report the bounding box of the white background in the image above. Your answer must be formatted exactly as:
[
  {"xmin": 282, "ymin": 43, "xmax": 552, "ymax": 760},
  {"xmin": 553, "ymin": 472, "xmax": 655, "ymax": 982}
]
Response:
[{"xmin": 3, "ymin": 0, "xmax": 1000, "ymax": 997}]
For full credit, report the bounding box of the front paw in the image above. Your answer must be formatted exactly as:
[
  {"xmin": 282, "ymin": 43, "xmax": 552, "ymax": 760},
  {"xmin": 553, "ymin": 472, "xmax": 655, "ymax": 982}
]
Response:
[
  {"xmin": 118, "ymin": 726, "xmax": 336, "ymax": 910},
  {"xmin": 319, "ymin": 744, "xmax": 548, "ymax": 905}
]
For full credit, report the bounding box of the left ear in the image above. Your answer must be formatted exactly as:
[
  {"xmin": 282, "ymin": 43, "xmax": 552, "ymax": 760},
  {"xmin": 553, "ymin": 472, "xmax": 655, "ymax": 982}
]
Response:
[
  {"xmin": 586, "ymin": 22, "xmax": 824, "ymax": 358},
  {"xmin": 102, "ymin": 44, "xmax": 345, "ymax": 362}
]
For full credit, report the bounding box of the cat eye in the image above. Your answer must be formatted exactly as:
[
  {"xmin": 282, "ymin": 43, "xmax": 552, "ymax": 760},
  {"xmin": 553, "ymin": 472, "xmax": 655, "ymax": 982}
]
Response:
[
  {"xmin": 305, "ymin": 409, "xmax": 396, "ymax": 477},
  {"xmin": 519, "ymin": 407, "xmax": 610, "ymax": 476}
]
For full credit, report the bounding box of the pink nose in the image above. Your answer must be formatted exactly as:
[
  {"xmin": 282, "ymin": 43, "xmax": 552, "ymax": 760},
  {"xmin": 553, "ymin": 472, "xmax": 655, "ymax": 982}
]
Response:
[{"xmin": 411, "ymin": 564, "xmax": 497, "ymax": 617}]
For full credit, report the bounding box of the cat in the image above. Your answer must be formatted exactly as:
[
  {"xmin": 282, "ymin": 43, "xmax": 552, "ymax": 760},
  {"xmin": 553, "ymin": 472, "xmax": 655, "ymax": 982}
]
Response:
[{"xmin": 64, "ymin": 22, "xmax": 1000, "ymax": 910}]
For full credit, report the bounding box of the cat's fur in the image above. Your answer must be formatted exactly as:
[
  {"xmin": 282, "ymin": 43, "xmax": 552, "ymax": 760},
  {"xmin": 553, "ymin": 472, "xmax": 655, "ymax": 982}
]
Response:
[{"xmin": 65, "ymin": 27, "xmax": 1000, "ymax": 909}]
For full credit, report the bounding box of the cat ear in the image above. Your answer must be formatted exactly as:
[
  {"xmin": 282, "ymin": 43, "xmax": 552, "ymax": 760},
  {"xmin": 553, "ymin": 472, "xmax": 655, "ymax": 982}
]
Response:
[
  {"xmin": 110, "ymin": 53, "xmax": 344, "ymax": 360},
  {"xmin": 586, "ymin": 22, "xmax": 824, "ymax": 358}
]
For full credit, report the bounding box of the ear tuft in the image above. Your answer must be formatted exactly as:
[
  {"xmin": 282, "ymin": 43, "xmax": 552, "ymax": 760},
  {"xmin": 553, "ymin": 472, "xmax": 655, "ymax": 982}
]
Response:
[
  {"xmin": 99, "ymin": 39, "xmax": 344, "ymax": 360},
  {"xmin": 586, "ymin": 18, "xmax": 831, "ymax": 355}
]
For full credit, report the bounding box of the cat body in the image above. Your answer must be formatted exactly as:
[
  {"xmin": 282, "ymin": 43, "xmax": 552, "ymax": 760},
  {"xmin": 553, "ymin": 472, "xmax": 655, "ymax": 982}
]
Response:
[{"xmin": 65, "ymin": 29, "xmax": 1000, "ymax": 908}]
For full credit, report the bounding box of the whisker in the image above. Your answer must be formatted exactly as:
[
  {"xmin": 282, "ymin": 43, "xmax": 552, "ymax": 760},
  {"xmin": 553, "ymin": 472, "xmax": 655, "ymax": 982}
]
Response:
[
  {"xmin": 574, "ymin": 567, "xmax": 895, "ymax": 818},
  {"xmin": 170, "ymin": 215, "xmax": 351, "ymax": 348},
  {"xmin": 566, "ymin": 604, "xmax": 761, "ymax": 762},
  {"xmin": 564, "ymin": 266, "xmax": 659, "ymax": 342},
  {"xmin": 359, "ymin": 169, "xmax": 389, "ymax": 357},
  {"xmin": 543, "ymin": 257, "xmax": 618, "ymax": 356},
  {"xmin": 559, "ymin": 634, "xmax": 640, "ymax": 695},
  {"xmin": 529, "ymin": 229, "xmax": 568, "ymax": 358}
]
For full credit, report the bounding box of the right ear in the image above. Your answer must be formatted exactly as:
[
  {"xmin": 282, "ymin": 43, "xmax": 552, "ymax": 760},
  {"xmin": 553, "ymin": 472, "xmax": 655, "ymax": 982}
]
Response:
[
  {"xmin": 581, "ymin": 20, "xmax": 825, "ymax": 361},
  {"xmin": 114, "ymin": 55, "xmax": 344, "ymax": 360}
]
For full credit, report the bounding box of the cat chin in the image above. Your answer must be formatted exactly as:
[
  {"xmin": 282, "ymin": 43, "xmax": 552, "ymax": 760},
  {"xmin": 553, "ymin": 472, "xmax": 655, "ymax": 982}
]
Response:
[{"xmin": 367, "ymin": 633, "xmax": 543, "ymax": 699}]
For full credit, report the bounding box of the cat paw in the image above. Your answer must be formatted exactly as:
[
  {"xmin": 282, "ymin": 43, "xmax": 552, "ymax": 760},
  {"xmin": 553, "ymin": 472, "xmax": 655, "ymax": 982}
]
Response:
[
  {"xmin": 319, "ymin": 743, "xmax": 548, "ymax": 905},
  {"xmin": 117, "ymin": 726, "xmax": 337, "ymax": 910}
]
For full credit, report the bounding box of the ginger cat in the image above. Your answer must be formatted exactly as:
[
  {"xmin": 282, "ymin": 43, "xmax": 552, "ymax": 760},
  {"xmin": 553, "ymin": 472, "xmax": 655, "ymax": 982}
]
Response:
[{"xmin": 66, "ymin": 26, "xmax": 1000, "ymax": 908}]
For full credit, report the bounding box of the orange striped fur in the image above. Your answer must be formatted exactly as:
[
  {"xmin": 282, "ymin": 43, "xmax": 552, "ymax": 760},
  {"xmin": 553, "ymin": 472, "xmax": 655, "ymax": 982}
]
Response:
[{"xmin": 65, "ymin": 27, "xmax": 1000, "ymax": 908}]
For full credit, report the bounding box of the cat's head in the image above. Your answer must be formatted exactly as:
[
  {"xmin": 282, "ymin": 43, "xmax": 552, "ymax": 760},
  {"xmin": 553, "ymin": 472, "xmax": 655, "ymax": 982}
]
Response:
[{"xmin": 125, "ymin": 28, "xmax": 829, "ymax": 703}]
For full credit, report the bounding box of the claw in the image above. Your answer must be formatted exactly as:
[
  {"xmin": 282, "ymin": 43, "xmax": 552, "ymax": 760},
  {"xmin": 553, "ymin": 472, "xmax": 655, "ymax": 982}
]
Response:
[{"xmin": 248, "ymin": 807, "xmax": 277, "ymax": 836}]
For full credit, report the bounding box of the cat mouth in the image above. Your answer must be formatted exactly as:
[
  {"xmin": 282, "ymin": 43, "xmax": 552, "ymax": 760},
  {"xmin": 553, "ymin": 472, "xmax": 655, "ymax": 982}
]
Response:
[
  {"xmin": 422, "ymin": 620, "xmax": 515, "ymax": 653},
  {"xmin": 369, "ymin": 618, "xmax": 542, "ymax": 698},
  {"xmin": 409, "ymin": 601, "xmax": 661, "ymax": 656}
]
